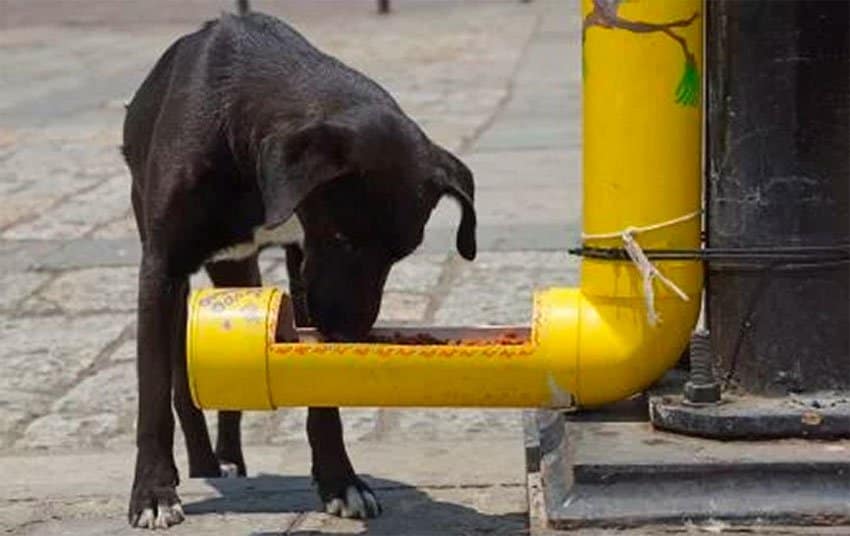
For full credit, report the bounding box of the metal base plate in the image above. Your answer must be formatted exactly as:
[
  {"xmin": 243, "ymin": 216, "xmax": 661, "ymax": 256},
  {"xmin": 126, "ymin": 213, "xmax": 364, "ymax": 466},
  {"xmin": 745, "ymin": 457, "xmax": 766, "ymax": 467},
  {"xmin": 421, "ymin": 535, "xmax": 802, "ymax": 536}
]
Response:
[
  {"xmin": 524, "ymin": 393, "xmax": 850, "ymax": 530},
  {"xmin": 650, "ymin": 392, "xmax": 850, "ymax": 439}
]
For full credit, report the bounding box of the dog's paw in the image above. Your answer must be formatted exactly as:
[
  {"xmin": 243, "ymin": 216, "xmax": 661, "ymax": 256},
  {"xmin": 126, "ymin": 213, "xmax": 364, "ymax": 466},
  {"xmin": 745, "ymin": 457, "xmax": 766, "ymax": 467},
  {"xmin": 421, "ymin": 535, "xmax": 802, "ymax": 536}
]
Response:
[
  {"xmin": 133, "ymin": 502, "xmax": 185, "ymax": 530},
  {"xmin": 219, "ymin": 462, "xmax": 241, "ymax": 478},
  {"xmin": 215, "ymin": 449, "xmax": 246, "ymax": 477},
  {"xmin": 129, "ymin": 485, "xmax": 184, "ymax": 529},
  {"xmin": 322, "ymin": 479, "xmax": 381, "ymax": 519}
]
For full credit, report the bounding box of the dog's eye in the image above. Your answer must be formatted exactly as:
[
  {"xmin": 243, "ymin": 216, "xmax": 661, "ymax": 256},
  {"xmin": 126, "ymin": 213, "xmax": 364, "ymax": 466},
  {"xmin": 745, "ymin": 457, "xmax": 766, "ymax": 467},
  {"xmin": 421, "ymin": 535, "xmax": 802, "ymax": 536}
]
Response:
[{"xmin": 332, "ymin": 232, "xmax": 355, "ymax": 251}]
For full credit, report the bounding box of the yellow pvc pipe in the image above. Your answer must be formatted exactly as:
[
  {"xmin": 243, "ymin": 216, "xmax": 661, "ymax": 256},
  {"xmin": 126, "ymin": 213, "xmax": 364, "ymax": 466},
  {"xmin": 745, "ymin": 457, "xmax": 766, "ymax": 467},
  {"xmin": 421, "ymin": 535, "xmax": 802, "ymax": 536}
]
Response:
[{"xmin": 186, "ymin": 0, "xmax": 703, "ymax": 411}]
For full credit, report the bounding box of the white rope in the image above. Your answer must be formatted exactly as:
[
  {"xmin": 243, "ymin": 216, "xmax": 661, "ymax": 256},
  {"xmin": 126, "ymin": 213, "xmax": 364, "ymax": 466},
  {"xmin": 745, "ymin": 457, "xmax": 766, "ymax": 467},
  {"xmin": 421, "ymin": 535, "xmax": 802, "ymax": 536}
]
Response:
[
  {"xmin": 582, "ymin": 211, "xmax": 700, "ymax": 326},
  {"xmin": 581, "ymin": 211, "xmax": 701, "ymax": 241}
]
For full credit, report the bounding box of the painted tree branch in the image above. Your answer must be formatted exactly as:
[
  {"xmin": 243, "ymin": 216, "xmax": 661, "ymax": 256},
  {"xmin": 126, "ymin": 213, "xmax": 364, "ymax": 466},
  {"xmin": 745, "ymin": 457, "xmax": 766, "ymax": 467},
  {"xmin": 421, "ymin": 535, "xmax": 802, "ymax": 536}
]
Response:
[
  {"xmin": 582, "ymin": 0, "xmax": 700, "ymax": 106},
  {"xmin": 583, "ymin": 0, "xmax": 698, "ymax": 62}
]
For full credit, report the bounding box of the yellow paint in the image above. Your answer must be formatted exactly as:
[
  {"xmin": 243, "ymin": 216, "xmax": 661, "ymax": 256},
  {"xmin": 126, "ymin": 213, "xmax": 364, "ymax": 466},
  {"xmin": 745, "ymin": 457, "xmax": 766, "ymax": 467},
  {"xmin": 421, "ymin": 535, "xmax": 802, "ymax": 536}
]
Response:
[
  {"xmin": 187, "ymin": 288, "xmax": 278, "ymax": 410},
  {"xmin": 186, "ymin": 0, "xmax": 703, "ymax": 410},
  {"xmin": 578, "ymin": 0, "xmax": 703, "ymax": 404}
]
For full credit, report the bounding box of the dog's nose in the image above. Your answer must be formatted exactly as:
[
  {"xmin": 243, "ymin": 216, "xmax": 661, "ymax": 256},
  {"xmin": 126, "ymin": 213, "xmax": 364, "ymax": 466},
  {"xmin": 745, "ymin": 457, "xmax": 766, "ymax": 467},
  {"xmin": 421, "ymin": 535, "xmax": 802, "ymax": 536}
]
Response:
[{"xmin": 313, "ymin": 305, "xmax": 373, "ymax": 341}]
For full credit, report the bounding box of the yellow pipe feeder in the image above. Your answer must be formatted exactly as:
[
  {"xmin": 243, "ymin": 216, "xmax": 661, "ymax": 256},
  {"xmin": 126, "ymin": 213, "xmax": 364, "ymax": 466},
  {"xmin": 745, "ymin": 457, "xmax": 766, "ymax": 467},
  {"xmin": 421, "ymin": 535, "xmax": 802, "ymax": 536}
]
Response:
[{"xmin": 187, "ymin": 0, "xmax": 704, "ymax": 411}]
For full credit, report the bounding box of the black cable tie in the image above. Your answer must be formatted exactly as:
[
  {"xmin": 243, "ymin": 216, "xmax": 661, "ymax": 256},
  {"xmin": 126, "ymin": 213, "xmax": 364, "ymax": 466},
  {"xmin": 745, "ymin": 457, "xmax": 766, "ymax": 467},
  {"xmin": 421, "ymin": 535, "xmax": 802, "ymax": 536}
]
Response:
[{"xmin": 569, "ymin": 244, "xmax": 850, "ymax": 267}]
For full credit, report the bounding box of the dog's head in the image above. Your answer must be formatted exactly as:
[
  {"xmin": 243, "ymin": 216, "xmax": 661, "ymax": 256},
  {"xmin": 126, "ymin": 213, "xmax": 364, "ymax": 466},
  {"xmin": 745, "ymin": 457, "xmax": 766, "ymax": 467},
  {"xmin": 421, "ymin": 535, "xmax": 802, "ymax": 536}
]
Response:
[{"xmin": 258, "ymin": 106, "xmax": 476, "ymax": 338}]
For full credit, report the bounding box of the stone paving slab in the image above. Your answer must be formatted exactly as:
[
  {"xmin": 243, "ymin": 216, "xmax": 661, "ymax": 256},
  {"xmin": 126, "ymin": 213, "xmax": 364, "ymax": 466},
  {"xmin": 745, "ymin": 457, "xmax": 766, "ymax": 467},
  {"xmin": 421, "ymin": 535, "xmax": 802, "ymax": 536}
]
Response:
[
  {"xmin": 5, "ymin": 176, "xmax": 129, "ymax": 241},
  {"xmin": 0, "ymin": 240, "xmax": 61, "ymax": 272},
  {"xmin": 474, "ymin": 122, "xmax": 579, "ymax": 152},
  {"xmin": 12, "ymin": 486, "xmax": 526, "ymax": 536},
  {"xmin": 29, "ymin": 238, "xmax": 141, "ymax": 271},
  {"xmin": 1, "ymin": 440, "xmax": 527, "ymax": 535},
  {"xmin": 463, "ymin": 148, "xmax": 581, "ymax": 189},
  {"xmin": 0, "ymin": 314, "xmax": 132, "ymax": 448},
  {"xmin": 434, "ymin": 251, "xmax": 579, "ymax": 326},
  {"xmin": 20, "ymin": 267, "xmax": 137, "ymax": 315},
  {"xmin": 0, "ymin": 271, "xmax": 50, "ymax": 311},
  {"xmin": 2, "ymin": 441, "xmax": 526, "ymax": 500}
]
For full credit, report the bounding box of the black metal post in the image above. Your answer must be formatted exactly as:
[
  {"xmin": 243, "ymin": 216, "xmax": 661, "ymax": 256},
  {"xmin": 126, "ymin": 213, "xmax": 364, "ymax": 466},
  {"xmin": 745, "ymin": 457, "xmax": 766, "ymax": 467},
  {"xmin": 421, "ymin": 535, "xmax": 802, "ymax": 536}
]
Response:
[
  {"xmin": 707, "ymin": 1, "xmax": 850, "ymax": 396},
  {"xmin": 652, "ymin": 0, "xmax": 850, "ymax": 439}
]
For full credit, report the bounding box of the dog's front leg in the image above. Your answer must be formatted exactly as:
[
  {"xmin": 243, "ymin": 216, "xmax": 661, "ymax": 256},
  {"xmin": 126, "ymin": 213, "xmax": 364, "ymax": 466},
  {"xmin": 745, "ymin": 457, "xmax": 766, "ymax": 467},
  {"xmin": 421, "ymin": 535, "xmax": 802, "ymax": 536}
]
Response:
[
  {"xmin": 129, "ymin": 254, "xmax": 186, "ymax": 529},
  {"xmin": 285, "ymin": 244, "xmax": 310, "ymax": 326},
  {"xmin": 284, "ymin": 245, "xmax": 381, "ymax": 518},
  {"xmin": 307, "ymin": 408, "xmax": 381, "ymax": 518}
]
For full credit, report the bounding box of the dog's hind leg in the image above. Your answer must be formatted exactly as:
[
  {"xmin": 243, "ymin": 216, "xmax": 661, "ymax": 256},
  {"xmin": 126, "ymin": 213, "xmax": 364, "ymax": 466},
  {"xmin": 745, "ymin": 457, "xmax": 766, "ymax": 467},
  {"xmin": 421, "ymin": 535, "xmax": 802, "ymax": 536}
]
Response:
[
  {"xmin": 203, "ymin": 254, "xmax": 262, "ymax": 477},
  {"xmin": 172, "ymin": 278, "xmax": 221, "ymax": 478}
]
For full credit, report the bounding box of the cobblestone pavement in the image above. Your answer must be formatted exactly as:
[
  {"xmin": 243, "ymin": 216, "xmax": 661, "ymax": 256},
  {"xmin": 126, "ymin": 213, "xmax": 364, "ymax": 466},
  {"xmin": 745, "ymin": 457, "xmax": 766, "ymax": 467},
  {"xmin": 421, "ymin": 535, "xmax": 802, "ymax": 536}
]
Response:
[{"xmin": 1, "ymin": 1, "xmax": 581, "ymax": 533}]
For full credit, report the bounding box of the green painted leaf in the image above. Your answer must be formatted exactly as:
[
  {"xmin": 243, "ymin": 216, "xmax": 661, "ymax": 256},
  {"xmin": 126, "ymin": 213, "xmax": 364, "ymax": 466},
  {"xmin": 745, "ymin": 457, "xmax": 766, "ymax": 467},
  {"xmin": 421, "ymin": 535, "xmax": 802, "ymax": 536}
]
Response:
[{"xmin": 674, "ymin": 58, "xmax": 700, "ymax": 107}]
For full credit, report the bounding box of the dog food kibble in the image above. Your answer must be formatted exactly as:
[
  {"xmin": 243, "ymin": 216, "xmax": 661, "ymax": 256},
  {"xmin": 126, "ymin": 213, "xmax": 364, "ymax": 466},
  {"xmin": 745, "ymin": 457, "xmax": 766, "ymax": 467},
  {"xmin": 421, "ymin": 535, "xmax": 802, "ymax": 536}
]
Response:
[{"xmin": 365, "ymin": 332, "xmax": 526, "ymax": 346}]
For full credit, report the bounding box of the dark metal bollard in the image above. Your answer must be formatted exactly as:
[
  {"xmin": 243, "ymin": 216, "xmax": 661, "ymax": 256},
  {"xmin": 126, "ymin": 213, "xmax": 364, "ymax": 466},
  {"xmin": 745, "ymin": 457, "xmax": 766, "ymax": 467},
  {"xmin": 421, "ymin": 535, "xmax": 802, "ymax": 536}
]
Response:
[
  {"xmin": 707, "ymin": 0, "xmax": 850, "ymax": 398},
  {"xmin": 708, "ymin": 0, "xmax": 850, "ymax": 395},
  {"xmin": 652, "ymin": 0, "xmax": 850, "ymax": 439}
]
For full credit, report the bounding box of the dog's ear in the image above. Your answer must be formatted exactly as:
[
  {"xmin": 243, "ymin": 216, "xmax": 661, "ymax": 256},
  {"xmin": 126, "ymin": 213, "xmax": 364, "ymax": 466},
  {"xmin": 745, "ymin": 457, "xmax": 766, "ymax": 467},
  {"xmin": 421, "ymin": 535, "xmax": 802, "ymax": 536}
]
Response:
[
  {"xmin": 433, "ymin": 148, "xmax": 477, "ymax": 260},
  {"xmin": 257, "ymin": 121, "xmax": 355, "ymax": 227}
]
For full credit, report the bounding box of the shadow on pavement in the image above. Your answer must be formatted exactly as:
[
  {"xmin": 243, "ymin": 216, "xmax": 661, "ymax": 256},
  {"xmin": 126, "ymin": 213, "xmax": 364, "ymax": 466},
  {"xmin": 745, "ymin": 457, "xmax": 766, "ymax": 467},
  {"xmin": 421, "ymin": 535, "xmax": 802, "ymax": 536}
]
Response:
[{"xmin": 187, "ymin": 473, "xmax": 526, "ymax": 535}]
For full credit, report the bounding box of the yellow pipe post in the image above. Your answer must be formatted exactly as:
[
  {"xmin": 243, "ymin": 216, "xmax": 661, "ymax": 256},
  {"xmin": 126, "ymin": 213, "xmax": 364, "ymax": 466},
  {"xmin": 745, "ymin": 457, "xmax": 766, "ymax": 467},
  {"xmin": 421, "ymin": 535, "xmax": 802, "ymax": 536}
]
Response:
[{"xmin": 187, "ymin": 0, "xmax": 703, "ymax": 411}]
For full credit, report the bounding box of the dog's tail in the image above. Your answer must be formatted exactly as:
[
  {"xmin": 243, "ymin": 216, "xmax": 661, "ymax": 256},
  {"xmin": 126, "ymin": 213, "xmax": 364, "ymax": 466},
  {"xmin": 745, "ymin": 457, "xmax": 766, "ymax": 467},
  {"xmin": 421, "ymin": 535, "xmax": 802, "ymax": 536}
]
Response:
[{"xmin": 236, "ymin": 0, "xmax": 250, "ymax": 15}]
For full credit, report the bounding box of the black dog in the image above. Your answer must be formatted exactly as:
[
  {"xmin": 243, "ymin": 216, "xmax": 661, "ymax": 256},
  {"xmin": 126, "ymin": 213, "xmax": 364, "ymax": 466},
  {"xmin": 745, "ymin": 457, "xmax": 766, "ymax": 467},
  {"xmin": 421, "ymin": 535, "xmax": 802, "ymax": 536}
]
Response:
[{"xmin": 121, "ymin": 0, "xmax": 476, "ymax": 529}]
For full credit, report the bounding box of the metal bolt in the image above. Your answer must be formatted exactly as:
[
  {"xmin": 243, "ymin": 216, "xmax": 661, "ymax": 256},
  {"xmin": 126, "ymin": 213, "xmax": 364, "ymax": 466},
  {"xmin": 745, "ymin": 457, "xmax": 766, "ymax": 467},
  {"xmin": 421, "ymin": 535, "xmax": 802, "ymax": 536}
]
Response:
[{"xmin": 684, "ymin": 329, "xmax": 721, "ymax": 404}]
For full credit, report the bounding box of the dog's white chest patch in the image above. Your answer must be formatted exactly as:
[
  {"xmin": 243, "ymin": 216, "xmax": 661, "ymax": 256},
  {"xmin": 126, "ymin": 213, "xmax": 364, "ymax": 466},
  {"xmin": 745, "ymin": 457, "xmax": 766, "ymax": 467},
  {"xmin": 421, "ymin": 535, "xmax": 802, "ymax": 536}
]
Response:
[{"xmin": 208, "ymin": 217, "xmax": 304, "ymax": 263}]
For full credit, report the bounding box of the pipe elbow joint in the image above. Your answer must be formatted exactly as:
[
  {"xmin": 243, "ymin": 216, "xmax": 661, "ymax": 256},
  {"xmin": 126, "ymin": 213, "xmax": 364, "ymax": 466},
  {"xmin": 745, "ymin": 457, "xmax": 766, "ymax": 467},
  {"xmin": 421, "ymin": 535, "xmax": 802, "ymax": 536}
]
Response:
[{"xmin": 534, "ymin": 260, "xmax": 702, "ymax": 408}]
